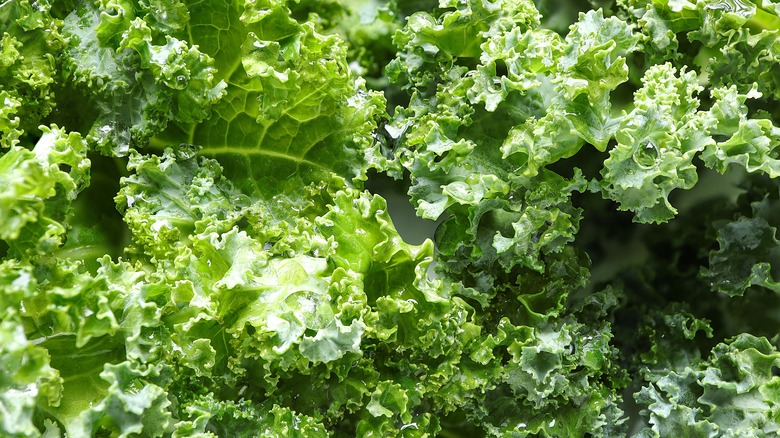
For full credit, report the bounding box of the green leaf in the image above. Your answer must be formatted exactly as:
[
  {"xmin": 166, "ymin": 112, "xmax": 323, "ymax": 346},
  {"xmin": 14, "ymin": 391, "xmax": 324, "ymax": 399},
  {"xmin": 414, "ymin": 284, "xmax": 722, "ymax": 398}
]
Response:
[
  {"xmin": 0, "ymin": 319, "xmax": 63, "ymax": 438},
  {"xmin": 153, "ymin": 0, "xmax": 384, "ymax": 214},
  {"xmin": 636, "ymin": 334, "xmax": 780, "ymax": 437},
  {"xmin": 702, "ymin": 85, "xmax": 780, "ymax": 178},
  {"xmin": 0, "ymin": 0, "xmax": 63, "ymax": 140},
  {"xmin": 73, "ymin": 362, "xmax": 172, "ymax": 438},
  {"xmin": 0, "ymin": 125, "xmax": 90, "ymax": 256},
  {"xmin": 601, "ymin": 63, "xmax": 713, "ymax": 223},
  {"xmin": 59, "ymin": 0, "xmax": 225, "ymax": 154},
  {"xmin": 701, "ymin": 177, "xmax": 780, "ymax": 296},
  {"xmin": 557, "ymin": 9, "xmax": 639, "ymax": 105}
]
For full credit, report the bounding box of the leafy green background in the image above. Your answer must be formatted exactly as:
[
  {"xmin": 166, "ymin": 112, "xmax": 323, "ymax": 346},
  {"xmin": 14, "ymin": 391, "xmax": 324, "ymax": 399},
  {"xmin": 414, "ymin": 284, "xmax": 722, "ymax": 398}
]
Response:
[{"xmin": 2, "ymin": 0, "xmax": 780, "ymax": 436}]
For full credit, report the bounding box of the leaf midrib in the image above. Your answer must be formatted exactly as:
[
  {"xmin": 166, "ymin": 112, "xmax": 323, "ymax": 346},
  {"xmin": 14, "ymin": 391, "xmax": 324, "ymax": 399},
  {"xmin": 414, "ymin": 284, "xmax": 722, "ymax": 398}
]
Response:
[{"xmin": 198, "ymin": 145, "xmax": 332, "ymax": 173}]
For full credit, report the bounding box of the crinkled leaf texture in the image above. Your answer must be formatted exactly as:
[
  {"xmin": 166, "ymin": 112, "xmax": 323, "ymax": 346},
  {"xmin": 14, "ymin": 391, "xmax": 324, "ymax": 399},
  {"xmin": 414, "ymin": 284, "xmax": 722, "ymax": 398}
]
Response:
[
  {"xmin": 4, "ymin": 0, "xmax": 780, "ymax": 436},
  {"xmin": 0, "ymin": 125, "xmax": 90, "ymax": 256},
  {"xmin": 58, "ymin": 0, "xmax": 226, "ymax": 155},
  {"xmin": 150, "ymin": 0, "xmax": 386, "ymax": 213},
  {"xmin": 636, "ymin": 334, "xmax": 780, "ymax": 437},
  {"xmin": 701, "ymin": 176, "xmax": 780, "ymax": 296}
]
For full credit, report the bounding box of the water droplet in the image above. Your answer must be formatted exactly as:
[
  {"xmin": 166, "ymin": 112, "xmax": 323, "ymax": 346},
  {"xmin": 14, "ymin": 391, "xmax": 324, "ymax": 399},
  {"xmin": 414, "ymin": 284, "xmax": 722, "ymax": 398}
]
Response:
[{"xmin": 633, "ymin": 140, "xmax": 660, "ymax": 168}]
